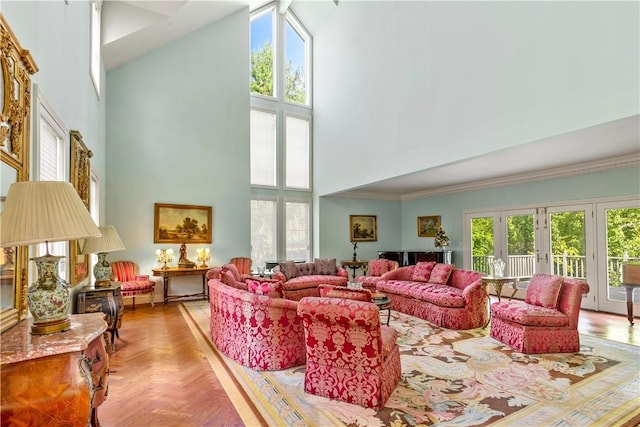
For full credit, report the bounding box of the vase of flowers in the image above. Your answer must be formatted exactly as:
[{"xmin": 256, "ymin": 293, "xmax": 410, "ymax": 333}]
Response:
[{"xmin": 434, "ymin": 226, "xmax": 450, "ymax": 249}]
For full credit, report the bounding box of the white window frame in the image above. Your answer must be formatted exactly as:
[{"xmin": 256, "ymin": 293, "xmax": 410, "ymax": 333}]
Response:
[
  {"xmin": 283, "ymin": 11, "xmax": 312, "ymax": 107},
  {"xmin": 284, "ymin": 197, "xmax": 311, "ymax": 262},
  {"xmin": 250, "ymin": 3, "xmax": 313, "ymax": 263},
  {"xmin": 32, "ymin": 86, "xmax": 69, "ymax": 277}
]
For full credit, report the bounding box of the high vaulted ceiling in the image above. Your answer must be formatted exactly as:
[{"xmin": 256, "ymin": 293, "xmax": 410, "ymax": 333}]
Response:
[
  {"xmin": 102, "ymin": 0, "xmax": 269, "ymax": 70},
  {"xmin": 102, "ymin": 1, "xmax": 639, "ymax": 200}
]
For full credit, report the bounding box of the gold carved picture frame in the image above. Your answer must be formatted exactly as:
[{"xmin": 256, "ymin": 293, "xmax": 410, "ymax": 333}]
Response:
[
  {"xmin": 349, "ymin": 214, "xmax": 377, "ymax": 242},
  {"xmin": 417, "ymin": 215, "xmax": 441, "ymax": 237},
  {"xmin": 70, "ymin": 130, "xmax": 92, "ymax": 286},
  {"xmin": 154, "ymin": 203, "xmax": 212, "ymax": 244}
]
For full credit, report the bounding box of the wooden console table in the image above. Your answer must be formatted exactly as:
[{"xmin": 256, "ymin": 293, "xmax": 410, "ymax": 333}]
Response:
[
  {"xmin": 152, "ymin": 266, "xmax": 210, "ymax": 304},
  {"xmin": 1, "ymin": 313, "xmax": 109, "ymax": 426},
  {"xmin": 341, "ymin": 260, "xmax": 368, "ymax": 280}
]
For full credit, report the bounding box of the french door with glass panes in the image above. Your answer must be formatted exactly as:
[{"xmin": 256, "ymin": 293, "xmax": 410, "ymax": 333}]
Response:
[
  {"xmin": 544, "ymin": 205, "xmax": 596, "ymax": 310},
  {"xmin": 595, "ymin": 200, "xmax": 640, "ymax": 315},
  {"xmin": 467, "ymin": 204, "xmax": 596, "ymax": 309}
]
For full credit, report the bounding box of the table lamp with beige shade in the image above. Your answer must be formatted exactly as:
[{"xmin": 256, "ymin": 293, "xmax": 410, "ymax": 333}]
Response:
[
  {"xmin": 0, "ymin": 181, "xmax": 101, "ymax": 334},
  {"xmin": 81, "ymin": 225, "xmax": 126, "ymax": 288}
]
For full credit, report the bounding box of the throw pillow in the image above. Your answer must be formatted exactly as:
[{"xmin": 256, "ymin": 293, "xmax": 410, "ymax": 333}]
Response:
[
  {"xmin": 429, "ymin": 263, "xmax": 455, "ymax": 285},
  {"xmin": 246, "ymin": 279, "xmax": 284, "ymax": 299},
  {"xmin": 314, "ymin": 258, "xmax": 337, "ymax": 275},
  {"xmin": 369, "ymin": 259, "xmax": 389, "ymax": 276},
  {"xmin": 297, "ymin": 262, "xmax": 316, "ymax": 276},
  {"xmin": 224, "ymin": 263, "xmax": 240, "ymax": 281},
  {"xmin": 411, "ymin": 261, "xmax": 436, "ymax": 282},
  {"xmin": 525, "ymin": 274, "xmax": 563, "ymax": 308},
  {"xmin": 279, "ymin": 260, "xmax": 298, "ymax": 280},
  {"xmin": 220, "ymin": 269, "xmax": 237, "ymax": 288}
]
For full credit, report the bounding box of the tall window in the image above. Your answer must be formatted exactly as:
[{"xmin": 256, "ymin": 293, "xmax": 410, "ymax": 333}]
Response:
[
  {"xmin": 34, "ymin": 87, "xmax": 68, "ymax": 278},
  {"xmin": 285, "ymin": 200, "xmax": 310, "ymax": 260},
  {"xmin": 250, "ymin": 3, "xmax": 312, "ymax": 267},
  {"xmin": 90, "ymin": 0, "xmax": 102, "ymax": 98},
  {"xmin": 285, "ymin": 115, "xmax": 310, "ymax": 189},
  {"xmin": 250, "ymin": 109, "xmax": 276, "ymax": 186},
  {"xmin": 250, "ymin": 5, "xmax": 310, "ymax": 105}
]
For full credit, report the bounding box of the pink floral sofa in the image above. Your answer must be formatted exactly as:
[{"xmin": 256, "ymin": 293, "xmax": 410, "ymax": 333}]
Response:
[
  {"xmin": 354, "ymin": 258, "xmax": 400, "ymax": 289},
  {"xmin": 208, "ymin": 278, "xmax": 306, "ymax": 370},
  {"xmin": 490, "ymin": 274, "xmax": 590, "ymax": 354},
  {"xmin": 272, "ymin": 259, "xmax": 348, "ymax": 300},
  {"xmin": 375, "ymin": 262, "xmax": 488, "ymax": 329},
  {"xmin": 208, "ymin": 263, "xmax": 259, "ymax": 290},
  {"xmin": 297, "ymin": 296, "xmax": 401, "ymax": 409}
]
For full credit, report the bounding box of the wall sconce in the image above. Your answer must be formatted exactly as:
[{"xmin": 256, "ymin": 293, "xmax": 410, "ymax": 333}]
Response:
[
  {"xmin": 196, "ymin": 248, "xmax": 210, "ymax": 268},
  {"xmin": 156, "ymin": 248, "xmax": 174, "ymax": 269}
]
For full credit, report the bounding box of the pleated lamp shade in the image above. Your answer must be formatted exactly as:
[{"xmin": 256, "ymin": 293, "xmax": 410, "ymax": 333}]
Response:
[
  {"xmin": 0, "ymin": 181, "xmax": 101, "ymax": 247},
  {"xmin": 81, "ymin": 226, "xmax": 126, "ymax": 254}
]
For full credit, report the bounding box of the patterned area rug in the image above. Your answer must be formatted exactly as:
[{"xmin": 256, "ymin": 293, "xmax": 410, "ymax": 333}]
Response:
[{"xmin": 181, "ymin": 301, "xmax": 640, "ymax": 427}]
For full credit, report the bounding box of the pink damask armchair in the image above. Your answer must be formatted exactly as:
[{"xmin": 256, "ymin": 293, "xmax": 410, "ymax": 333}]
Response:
[
  {"xmin": 209, "ymin": 279, "xmax": 305, "ymax": 370},
  {"xmin": 490, "ymin": 274, "xmax": 590, "ymax": 354},
  {"xmin": 111, "ymin": 260, "xmax": 155, "ymax": 309},
  {"xmin": 354, "ymin": 259, "xmax": 399, "ymax": 290},
  {"xmin": 297, "ymin": 297, "xmax": 401, "ymax": 409}
]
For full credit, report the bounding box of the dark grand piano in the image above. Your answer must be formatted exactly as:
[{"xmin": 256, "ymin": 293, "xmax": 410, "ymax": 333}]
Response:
[{"xmin": 377, "ymin": 250, "xmax": 452, "ymax": 266}]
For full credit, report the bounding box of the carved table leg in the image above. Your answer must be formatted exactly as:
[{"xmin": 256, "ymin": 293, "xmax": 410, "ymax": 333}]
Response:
[{"xmin": 625, "ymin": 286, "xmax": 634, "ymax": 325}]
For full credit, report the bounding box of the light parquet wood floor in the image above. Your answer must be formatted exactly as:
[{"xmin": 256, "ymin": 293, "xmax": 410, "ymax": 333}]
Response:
[
  {"xmin": 99, "ymin": 300, "xmax": 639, "ymax": 427},
  {"xmin": 99, "ymin": 301, "xmax": 250, "ymax": 427}
]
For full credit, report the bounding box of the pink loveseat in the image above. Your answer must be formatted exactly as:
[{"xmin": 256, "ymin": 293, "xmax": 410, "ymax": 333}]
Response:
[
  {"xmin": 208, "ymin": 278, "xmax": 306, "ymax": 370},
  {"xmin": 490, "ymin": 274, "xmax": 590, "ymax": 354},
  {"xmin": 375, "ymin": 262, "xmax": 488, "ymax": 329},
  {"xmin": 272, "ymin": 259, "xmax": 349, "ymax": 300},
  {"xmin": 297, "ymin": 296, "xmax": 401, "ymax": 409}
]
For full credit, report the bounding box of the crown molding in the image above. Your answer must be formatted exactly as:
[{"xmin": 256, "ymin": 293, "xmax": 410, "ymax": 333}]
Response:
[{"xmin": 330, "ymin": 154, "xmax": 640, "ymax": 202}]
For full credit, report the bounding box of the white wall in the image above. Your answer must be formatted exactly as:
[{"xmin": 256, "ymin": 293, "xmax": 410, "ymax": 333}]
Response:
[
  {"xmin": 105, "ymin": 8, "xmax": 250, "ymax": 299},
  {"xmin": 312, "ymin": 1, "xmax": 639, "ymax": 196},
  {"xmin": 318, "ymin": 196, "xmax": 401, "ymax": 263}
]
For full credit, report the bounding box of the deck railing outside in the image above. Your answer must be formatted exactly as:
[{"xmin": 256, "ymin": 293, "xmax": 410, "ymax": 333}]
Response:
[{"xmin": 472, "ymin": 254, "xmax": 639, "ymax": 286}]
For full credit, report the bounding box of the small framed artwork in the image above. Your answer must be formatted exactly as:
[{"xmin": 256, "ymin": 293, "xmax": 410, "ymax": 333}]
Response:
[
  {"xmin": 154, "ymin": 203, "xmax": 212, "ymax": 244},
  {"xmin": 417, "ymin": 215, "xmax": 441, "ymax": 237},
  {"xmin": 350, "ymin": 215, "xmax": 377, "ymax": 242}
]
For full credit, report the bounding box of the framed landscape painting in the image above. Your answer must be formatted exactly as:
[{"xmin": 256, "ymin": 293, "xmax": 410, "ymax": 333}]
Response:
[
  {"xmin": 154, "ymin": 203, "xmax": 212, "ymax": 244},
  {"xmin": 350, "ymin": 215, "xmax": 377, "ymax": 242},
  {"xmin": 417, "ymin": 215, "xmax": 441, "ymax": 237}
]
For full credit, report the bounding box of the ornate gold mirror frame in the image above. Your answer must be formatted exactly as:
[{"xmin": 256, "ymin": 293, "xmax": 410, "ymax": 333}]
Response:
[
  {"xmin": 69, "ymin": 130, "xmax": 92, "ymax": 286},
  {"xmin": 0, "ymin": 15, "xmax": 38, "ymax": 332}
]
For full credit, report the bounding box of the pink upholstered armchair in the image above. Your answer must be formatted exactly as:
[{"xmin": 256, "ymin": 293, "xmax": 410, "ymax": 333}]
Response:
[
  {"xmin": 354, "ymin": 259, "xmax": 400, "ymax": 289},
  {"xmin": 297, "ymin": 297, "xmax": 401, "ymax": 409},
  {"xmin": 490, "ymin": 274, "xmax": 590, "ymax": 354},
  {"xmin": 209, "ymin": 279, "xmax": 305, "ymax": 370},
  {"xmin": 229, "ymin": 257, "xmax": 252, "ymax": 276},
  {"xmin": 111, "ymin": 260, "xmax": 155, "ymax": 309}
]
